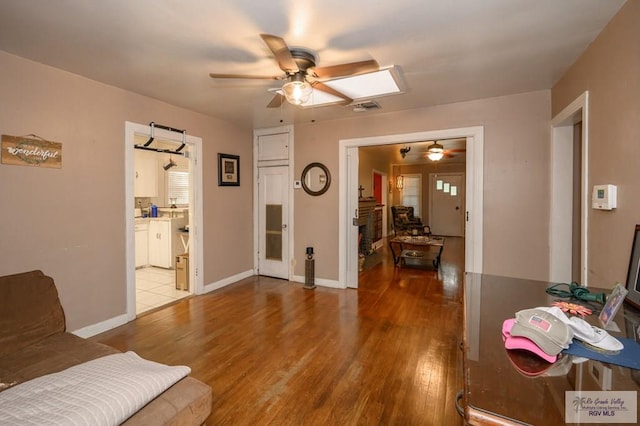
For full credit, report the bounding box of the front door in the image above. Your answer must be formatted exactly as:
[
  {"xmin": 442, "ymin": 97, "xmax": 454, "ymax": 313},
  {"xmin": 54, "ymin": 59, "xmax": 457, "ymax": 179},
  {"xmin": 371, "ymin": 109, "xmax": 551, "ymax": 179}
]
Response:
[
  {"xmin": 429, "ymin": 173, "xmax": 465, "ymax": 237},
  {"xmin": 258, "ymin": 166, "xmax": 289, "ymax": 279}
]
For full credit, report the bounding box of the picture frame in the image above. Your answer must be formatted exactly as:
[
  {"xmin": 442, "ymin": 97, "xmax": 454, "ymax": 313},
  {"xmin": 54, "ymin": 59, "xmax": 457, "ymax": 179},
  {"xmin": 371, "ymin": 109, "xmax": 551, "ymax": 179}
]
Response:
[
  {"xmin": 598, "ymin": 282, "xmax": 627, "ymax": 329},
  {"xmin": 218, "ymin": 153, "xmax": 240, "ymax": 186},
  {"xmin": 624, "ymin": 313, "xmax": 640, "ymax": 386},
  {"xmin": 624, "ymin": 224, "xmax": 640, "ymax": 310}
]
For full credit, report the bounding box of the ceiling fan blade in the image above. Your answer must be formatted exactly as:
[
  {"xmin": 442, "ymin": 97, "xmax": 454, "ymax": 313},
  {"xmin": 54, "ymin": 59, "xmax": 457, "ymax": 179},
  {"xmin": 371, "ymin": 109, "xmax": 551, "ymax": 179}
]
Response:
[
  {"xmin": 313, "ymin": 82, "xmax": 353, "ymax": 104},
  {"xmin": 260, "ymin": 34, "xmax": 299, "ymax": 73},
  {"xmin": 446, "ymin": 149, "xmax": 466, "ymax": 153},
  {"xmin": 266, "ymin": 93, "xmax": 285, "ymax": 108},
  {"xmin": 209, "ymin": 73, "xmax": 283, "ymax": 80},
  {"xmin": 310, "ymin": 59, "xmax": 379, "ymax": 80}
]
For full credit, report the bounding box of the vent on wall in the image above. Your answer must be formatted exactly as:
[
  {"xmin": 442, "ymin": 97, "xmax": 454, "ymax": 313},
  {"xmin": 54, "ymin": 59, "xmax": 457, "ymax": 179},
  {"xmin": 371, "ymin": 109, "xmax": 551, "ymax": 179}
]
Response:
[{"xmin": 352, "ymin": 101, "xmax": 381, "ymax": 112}]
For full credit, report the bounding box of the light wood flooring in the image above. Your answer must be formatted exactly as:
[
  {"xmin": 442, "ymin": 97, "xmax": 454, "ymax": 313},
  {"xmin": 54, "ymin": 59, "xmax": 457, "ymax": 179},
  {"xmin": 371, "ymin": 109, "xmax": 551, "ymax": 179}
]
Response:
[{"xmin": 92, "ymin": 236, "xmax": 465, "ymax": 425}]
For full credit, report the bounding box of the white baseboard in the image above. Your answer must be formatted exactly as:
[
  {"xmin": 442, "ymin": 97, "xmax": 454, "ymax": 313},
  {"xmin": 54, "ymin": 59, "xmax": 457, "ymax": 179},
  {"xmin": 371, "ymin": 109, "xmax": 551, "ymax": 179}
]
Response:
[
  {"xmin": 291, "ymin": 274, "xmax": 345, "ymax": 289},
  {"xmin": 203, "ymin": 269, "xmax": 254, "ymax": 293},
  {"xmin": 71, "ymin": 313, "xmax": 131, "ymax": 338}
]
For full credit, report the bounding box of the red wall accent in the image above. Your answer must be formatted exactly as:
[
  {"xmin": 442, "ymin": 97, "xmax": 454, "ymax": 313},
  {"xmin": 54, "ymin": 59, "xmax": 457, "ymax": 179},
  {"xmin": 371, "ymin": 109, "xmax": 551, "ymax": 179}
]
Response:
[{"xmin": 373, "ymin": 173, "xmax": 382, "ymax": 203}]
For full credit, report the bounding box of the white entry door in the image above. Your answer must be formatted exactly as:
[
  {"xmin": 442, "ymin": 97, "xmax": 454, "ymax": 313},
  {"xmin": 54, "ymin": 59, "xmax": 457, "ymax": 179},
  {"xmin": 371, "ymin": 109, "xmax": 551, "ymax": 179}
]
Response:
[
  {"xmin": 429, "ymin": 173, "xmax": 465, "ymax": 237},
  {"xmin": 258, "ymin": 166, "xmax": 289, "ymax": 279}
]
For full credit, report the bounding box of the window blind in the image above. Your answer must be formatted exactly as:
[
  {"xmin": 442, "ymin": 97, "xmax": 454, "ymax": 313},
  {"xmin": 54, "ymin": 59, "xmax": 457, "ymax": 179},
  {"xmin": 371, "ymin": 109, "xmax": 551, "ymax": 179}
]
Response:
[{"xmin": 167, "ymin": 170, "xmax": 189, "ymax": 205}]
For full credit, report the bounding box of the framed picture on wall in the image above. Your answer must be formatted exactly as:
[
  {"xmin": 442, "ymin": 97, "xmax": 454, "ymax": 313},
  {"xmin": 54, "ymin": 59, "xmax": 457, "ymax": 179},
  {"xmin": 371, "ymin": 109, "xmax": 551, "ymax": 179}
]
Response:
[{"xmin": 218, "ymin": 153, "xmax": 240, "ymax": 186}]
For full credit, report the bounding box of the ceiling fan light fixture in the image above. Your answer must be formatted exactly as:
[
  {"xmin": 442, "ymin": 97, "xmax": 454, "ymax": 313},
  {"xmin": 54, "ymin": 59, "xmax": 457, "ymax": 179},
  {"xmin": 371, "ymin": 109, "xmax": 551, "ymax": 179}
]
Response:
[
  {"xmin": 282, "ymin": 74, "xmax": 312, "ymax": 105},
  {"xmin": 427, "ymin": 141, "xmax": 445, "ymax": 161}
]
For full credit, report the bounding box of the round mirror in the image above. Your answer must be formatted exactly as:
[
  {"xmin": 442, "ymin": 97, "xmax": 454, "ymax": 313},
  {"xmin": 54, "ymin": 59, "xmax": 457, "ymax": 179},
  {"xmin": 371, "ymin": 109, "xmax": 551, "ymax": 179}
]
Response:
[{"xmin": 301, "ymin": 162, "xmax": 331, "ymax": 196}]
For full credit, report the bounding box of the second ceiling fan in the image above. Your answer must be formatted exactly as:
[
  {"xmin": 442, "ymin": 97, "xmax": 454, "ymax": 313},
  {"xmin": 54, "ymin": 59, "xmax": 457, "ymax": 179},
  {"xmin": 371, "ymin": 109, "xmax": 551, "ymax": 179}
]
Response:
[{"xmin": 209, "ymin": 34, "xmax": 379, "ymax": 108}]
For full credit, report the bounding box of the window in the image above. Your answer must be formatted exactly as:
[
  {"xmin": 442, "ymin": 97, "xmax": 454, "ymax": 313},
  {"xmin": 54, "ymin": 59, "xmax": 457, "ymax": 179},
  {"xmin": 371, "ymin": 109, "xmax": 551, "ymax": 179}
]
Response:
[
  {"xmin": 401, "ymin": 174, "xmax": 422, "ymax": 216},
  {"xmin": 167, "ymin": 170, "xmax": 189, "ymax": 205}
]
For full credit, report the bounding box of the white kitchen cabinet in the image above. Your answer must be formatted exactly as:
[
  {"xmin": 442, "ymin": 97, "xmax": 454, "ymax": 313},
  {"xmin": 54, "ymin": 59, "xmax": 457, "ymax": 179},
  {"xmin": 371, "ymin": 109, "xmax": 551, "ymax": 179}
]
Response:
[
  {"xmin": 148, "ymin": 219, "xmax": 172, "ymax": 268},
  {"xmin": 148, "ymin": 218, "xmax": 186, "ymax": 269},
  {"xmin": 135, "ymin": 221, "xmax": 149, "ymax": 268},
  {"xmin": 134, "ymin": 151, "xmax": 158, "ymax": 197}
]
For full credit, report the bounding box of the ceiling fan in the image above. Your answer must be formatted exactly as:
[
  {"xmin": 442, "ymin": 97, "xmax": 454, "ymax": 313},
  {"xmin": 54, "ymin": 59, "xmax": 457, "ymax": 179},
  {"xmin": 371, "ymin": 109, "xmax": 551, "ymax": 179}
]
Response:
[
  {"xmin": 400, "ymin": 141, "xmax": 466, "ymax": 161},
  {"xmin": 209, "ymin": 34, "xmax": 379, "ymax": 108},
  {"xmin": 424, "ymin": 141, "xmax": 467, "ymax": 161},
  {"xmin": 442, "ymin": 149, "xmax": 467, "ymax": 158}
]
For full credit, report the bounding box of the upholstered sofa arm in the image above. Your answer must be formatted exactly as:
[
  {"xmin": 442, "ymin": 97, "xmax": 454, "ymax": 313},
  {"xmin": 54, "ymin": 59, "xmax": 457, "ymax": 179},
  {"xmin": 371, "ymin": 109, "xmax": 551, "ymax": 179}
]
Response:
[{"xmin": 0, "ymin": 270, "xmax": 66, "ymax": 357}]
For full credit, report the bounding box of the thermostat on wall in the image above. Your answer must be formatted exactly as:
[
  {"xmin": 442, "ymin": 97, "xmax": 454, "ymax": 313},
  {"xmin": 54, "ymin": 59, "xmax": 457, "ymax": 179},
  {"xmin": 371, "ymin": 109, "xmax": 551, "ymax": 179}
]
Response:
[{"xmin": 592, "ymin": 184, "xmax": 617, "ymax": 210}]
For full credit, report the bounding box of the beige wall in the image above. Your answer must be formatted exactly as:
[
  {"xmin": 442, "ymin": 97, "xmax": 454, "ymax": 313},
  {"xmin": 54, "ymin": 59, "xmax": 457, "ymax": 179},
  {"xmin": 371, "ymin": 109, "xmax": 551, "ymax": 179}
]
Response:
[
  {"xmin": 293, "ymin": 90, "xmax": 552, "ymax": 281},
  {"xmin": 0, "ymin": 51, "xmax": 253, "ymax": 331},
  {"xmin": 552, "ymin": 1, "xmax": 640, "ymax": 286},
  {"xmin": 357, "ymin": 148, "xmax": 391, "ymax": 199}
]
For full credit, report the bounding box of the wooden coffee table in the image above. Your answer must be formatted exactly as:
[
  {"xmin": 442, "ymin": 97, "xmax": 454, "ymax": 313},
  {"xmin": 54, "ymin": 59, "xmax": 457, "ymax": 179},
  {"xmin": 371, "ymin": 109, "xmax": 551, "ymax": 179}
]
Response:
[{"xmin": 388, "ymin": 235, "xmax": 445, "ymax": 268}]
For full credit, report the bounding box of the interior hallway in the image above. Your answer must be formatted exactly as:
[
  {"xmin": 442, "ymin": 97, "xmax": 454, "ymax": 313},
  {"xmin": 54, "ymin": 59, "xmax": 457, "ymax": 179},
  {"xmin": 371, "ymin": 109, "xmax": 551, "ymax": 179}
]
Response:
[{"xmin": 94, "ymin": 236, "xmax": 465, "ymax": 425}]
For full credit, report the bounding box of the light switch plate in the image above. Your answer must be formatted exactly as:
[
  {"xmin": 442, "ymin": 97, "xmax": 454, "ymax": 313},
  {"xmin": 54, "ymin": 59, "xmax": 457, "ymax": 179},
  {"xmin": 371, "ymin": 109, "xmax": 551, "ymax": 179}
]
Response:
[{"xmin": 294, "ymin": 180, "xmax": 302, "ymax": 189}]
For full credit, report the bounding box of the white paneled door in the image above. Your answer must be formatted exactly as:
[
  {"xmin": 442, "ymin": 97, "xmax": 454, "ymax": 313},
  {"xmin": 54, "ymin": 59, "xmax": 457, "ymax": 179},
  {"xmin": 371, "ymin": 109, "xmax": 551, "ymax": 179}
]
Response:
[
  {"xmin": 429, "ymin": 173, "xmax": 465, "ymax": 237},
  {"xmin": 258, "ymin": 166, "xmax": 289, "ymax": 279}
]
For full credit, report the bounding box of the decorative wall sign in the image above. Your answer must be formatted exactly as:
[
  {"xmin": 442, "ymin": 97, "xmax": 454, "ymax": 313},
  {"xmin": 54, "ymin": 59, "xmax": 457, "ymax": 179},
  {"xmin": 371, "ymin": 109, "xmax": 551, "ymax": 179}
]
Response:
[
  {"xmin": 1, "ymin": 134, "xmax": 62, "ymax": 169},
  {"xmin": 218, "ymin": 153, "xmax": 239, "ymax": 186}
]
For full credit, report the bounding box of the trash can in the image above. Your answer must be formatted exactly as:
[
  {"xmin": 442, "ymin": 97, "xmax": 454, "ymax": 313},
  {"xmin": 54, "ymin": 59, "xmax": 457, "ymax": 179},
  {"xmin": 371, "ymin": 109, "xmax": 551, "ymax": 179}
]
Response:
[{"xmin": 175, "ymin": 253, "xmax": 189, "ymax": 291}]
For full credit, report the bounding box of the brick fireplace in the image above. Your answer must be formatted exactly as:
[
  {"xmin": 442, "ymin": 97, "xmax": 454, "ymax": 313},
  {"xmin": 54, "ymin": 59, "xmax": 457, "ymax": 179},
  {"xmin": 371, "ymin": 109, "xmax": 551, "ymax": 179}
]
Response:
[{"xmin": 358, "ymin": 197, "xmax": 377, "ymax": 255}]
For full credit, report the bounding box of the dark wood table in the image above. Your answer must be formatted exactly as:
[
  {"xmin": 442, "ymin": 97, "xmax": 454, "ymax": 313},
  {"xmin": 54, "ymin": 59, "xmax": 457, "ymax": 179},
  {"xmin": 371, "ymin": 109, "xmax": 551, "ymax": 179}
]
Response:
[
  {"xmin": 462, "ymin": 273, "xmax": 640, "ymax": 425},
  {"xmin": 388, "ymin": 235, "xmax": 445, "ymax": 268}
]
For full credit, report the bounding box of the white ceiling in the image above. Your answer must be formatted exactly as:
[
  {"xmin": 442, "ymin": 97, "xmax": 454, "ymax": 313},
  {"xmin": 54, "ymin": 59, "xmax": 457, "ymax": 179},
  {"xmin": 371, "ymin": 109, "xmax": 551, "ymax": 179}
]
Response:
[{"xmin": 0, "ymin": 0, "xmax": 626, "ymax": 129}]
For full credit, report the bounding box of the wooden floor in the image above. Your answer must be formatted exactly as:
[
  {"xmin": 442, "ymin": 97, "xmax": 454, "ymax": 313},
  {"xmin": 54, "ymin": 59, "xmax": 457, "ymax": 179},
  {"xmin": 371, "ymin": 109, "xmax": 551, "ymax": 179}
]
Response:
[{"xmin": 92, "ymin": 236, "xmax": 465, "ymax": 425}]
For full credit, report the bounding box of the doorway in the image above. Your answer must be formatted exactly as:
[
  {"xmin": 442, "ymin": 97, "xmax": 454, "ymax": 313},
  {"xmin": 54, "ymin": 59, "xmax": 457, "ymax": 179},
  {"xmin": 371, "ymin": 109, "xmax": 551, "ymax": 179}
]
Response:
[
  {"xmin": 124, "ymin": 122, "xmax": 204, "ymax": 321},
  {"xmin": 550, "ymin": 92, "xmax": 589, "ymax": 285},
  {"xmin": 133, "ymin": 137, "xmax": 192, "ymax": 314},
  {"xmin": 253, "ymin": 126, "xmax": 293, "ymax": 280},
  {"xmin": 257, "ymin": 165, "xmax": 290, "ymax": 279},
  {"xmin": 339, "ymin": 126, "xmax": 484, "ymax": 288}
]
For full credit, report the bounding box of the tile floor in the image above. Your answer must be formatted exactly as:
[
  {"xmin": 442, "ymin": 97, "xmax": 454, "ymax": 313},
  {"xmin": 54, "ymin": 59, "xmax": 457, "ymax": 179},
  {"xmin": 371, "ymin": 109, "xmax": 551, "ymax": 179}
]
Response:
[{"xmin": 136, "ymin": 266, "xmax": 191, "ymax": 314}]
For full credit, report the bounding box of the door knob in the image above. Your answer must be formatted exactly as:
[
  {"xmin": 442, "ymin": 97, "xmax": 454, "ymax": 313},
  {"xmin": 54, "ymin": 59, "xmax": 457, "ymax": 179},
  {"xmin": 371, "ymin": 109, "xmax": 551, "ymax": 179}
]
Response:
[{"xmin": 282, "ymin": 224, "xmax": 287, "ymax": 229}]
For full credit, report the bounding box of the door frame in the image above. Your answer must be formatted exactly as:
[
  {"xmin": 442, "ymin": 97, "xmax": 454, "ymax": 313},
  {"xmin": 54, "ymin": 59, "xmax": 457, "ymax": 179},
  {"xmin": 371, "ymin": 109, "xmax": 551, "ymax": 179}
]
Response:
[
  {"xmin": 428, "ymin": 172, "xmax": 465, "ymax": 237},
  {"xmin": 339, "ymin": 126, "xmax": 484, "ymax": 288},
  {"xmin": 124, "ymin": 121, "xmax": 204, "ymax": 320},
  {"xmin": 253, "ymin": 125, "xmax": 294, "ymax": 280},
  {"xmin": 550, "ymin": 91, "xmax": 589, "ymax": 285}
]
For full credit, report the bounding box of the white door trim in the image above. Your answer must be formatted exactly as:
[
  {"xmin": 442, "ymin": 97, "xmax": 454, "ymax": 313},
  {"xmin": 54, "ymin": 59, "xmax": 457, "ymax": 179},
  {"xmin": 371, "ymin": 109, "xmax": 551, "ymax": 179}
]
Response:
[
  {"xmin": 124, "ymin": 121, "xmax": 204, "ymax": 321},
  {"xmin": 253, "ymin": 125, "xmax": 294, "ymax": 279},
  {"xmin": 550, "ymin": 91, "xmax": 589, "ymax": 285},
  {"xmin": 339, "ymin": 126, "xmax": 484, "ymax": 288}
]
